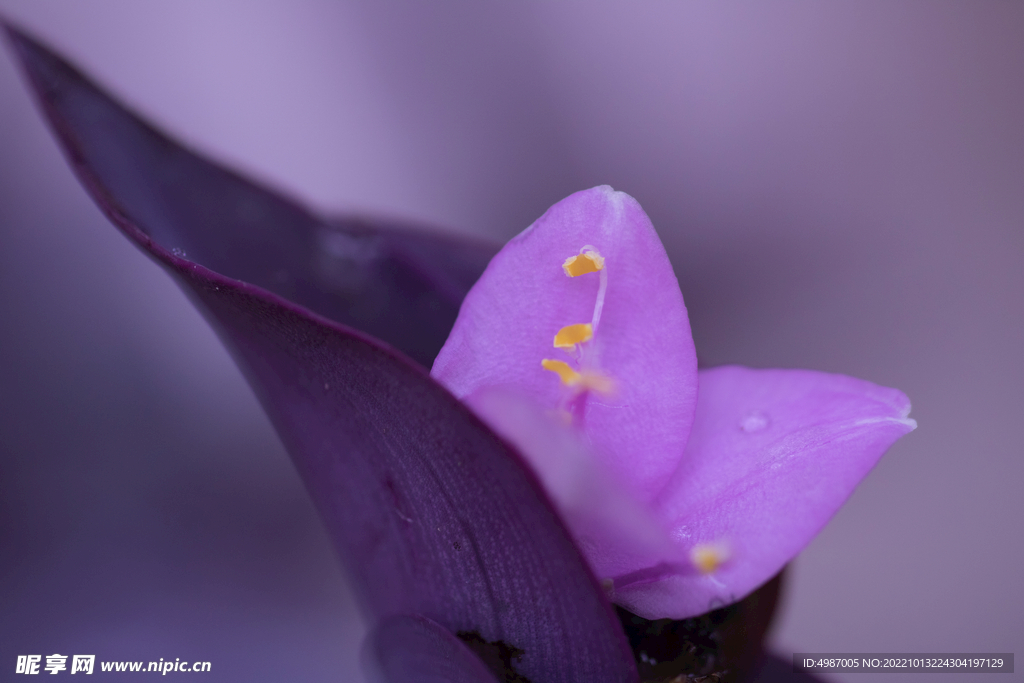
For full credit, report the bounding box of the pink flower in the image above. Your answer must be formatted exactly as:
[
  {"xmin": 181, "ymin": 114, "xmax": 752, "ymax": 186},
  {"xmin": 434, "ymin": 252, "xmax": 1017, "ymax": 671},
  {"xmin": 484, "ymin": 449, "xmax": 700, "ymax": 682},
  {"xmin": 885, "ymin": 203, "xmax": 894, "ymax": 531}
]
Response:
[{"xmin": 433, "ymin": 186, "xmax": 916, "ymax": 619}]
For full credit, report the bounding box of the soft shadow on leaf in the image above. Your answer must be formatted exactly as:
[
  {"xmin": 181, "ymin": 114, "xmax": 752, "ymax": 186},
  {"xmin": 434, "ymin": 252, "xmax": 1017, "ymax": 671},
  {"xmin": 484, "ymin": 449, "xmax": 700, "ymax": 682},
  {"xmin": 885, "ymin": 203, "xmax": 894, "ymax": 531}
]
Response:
[
  {"xmin": 362, "ymin": 614, "xmax": 500, "ymax": 683},
  {"xmin": 3, "ymin": 23, "xmax": 637, "ymax": 683}
]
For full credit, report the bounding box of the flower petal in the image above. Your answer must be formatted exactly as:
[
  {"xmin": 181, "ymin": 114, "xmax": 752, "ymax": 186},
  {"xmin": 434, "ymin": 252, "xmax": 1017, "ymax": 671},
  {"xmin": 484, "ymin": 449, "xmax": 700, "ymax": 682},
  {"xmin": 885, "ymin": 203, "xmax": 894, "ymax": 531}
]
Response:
[
  {"xmin": 361, "ymin": 614, "xmax": 499, "ymax": 683},
  {"xmin": 464, "ymin": 387, "xmax": 682, "ymax": 581},
  {"xmin": 616, "ymin": 366, "xmax": 916, "ymax": 619},
  {"xmin": 3, "ymin": 21, "xmax": 495, "ymax": 369},
  {"xmin": 432, "ymin": 186, "xmax": 698, "ymax": 502},
  {"xmin": 6, "ymin": 25, "xmax": 638, "ymax": 682}
]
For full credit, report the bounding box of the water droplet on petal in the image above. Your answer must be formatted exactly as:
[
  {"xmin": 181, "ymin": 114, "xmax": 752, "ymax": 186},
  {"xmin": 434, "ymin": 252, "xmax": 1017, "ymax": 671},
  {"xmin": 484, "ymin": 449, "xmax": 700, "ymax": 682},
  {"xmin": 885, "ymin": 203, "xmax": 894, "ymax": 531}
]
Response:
[{"xmin": 740, "ymin": 410, "xmax": 770, "ymax": 433}]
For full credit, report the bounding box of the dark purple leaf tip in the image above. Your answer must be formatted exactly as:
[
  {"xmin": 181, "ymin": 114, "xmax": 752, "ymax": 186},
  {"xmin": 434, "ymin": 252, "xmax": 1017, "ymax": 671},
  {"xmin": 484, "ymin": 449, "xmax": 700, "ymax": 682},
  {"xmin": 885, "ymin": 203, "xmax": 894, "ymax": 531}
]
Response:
[{"xmin": 2, "ymin": 19, "xmax": 496, "ymax": 369}]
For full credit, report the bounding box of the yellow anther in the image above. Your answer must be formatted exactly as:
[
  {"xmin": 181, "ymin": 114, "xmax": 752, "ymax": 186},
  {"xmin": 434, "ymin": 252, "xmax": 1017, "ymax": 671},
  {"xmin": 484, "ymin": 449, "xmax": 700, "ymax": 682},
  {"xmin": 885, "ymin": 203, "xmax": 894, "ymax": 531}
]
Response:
[
  {"xmin": 542, "ymin": 359, "xmax": 614, "ymax": 394},
  {"xmin": 690, "ymin": 543, "xmax": 730, "ymax": 575},
  {"xmin": 542, "ymin": 359, "xmax": 581, "ymax": 385},
  {"xmin": 553, "ymin": 323, "xmax": 593, "ymax": 349},
  {"xmin": 562, "ymin": 250, "xmax": 605, "ymax": 277}
]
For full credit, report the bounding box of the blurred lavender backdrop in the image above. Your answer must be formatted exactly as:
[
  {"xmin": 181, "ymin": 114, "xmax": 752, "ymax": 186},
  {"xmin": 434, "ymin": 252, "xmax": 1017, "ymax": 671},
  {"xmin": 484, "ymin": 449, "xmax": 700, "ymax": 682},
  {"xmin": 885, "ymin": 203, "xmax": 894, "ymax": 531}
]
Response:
[{"xmin": 0, "ymin": 2, "xmax": 1021, "ymax": 682}]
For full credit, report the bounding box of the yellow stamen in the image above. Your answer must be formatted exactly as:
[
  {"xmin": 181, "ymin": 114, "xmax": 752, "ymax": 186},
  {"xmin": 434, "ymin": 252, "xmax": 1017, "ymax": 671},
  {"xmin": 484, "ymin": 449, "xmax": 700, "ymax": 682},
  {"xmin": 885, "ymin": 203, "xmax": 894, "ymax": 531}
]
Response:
[
  {"xmin": 553, "ymin": 323, "xmax": 593, "ymax": 349},
  {"xmin": 542, "ymin": 359, "xmax": 581, "ymax": 385},
  {"xmin": 690, "ymin": 543, "xmax": 730, "ymax": 574},
  {"xmin": 541, "ymin": 360, "xmax": 615, "ymax": 394},
  {"xmin": 544, "ymin": 246, "xmax": 615, "ymax": 401},
  {"xmin": 562, "ymin": 250, "xmax": 605, "ymax": 277}
]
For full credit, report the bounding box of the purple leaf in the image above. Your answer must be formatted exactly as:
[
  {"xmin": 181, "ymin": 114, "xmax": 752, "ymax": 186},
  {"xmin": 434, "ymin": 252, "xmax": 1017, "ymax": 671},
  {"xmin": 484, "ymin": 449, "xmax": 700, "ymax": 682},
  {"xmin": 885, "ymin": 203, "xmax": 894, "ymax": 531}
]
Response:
[
  {"xmin": 4, "ymin": 24, "xmax": 638, "ymax": 683},
  {"xmin": 3, "ymin": 22, "xmax": 495, "ymax": 370},
  {"xmin": 362, "ymin": 615, "xmax": 499, "ymax": 683}
]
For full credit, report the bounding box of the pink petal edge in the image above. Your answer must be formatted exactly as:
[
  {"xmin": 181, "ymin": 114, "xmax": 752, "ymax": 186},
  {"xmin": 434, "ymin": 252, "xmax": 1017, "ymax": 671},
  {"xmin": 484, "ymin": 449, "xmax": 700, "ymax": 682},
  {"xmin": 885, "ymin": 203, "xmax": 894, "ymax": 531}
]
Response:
[{"xmin": 615, "ymin": 366, "xmax": 917, "ymax": 619}]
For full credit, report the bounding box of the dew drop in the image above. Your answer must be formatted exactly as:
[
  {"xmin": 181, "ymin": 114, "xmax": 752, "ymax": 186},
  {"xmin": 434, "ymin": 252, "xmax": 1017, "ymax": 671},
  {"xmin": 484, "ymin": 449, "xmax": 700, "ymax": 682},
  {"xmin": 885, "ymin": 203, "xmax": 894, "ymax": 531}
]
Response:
[
  {"xmin": 740, "ymin": 410, "xmax": 770, "ymax": 433},
  {"xmin": 170, "ymin": 247, "xmax": 186, "ymax": 257}
]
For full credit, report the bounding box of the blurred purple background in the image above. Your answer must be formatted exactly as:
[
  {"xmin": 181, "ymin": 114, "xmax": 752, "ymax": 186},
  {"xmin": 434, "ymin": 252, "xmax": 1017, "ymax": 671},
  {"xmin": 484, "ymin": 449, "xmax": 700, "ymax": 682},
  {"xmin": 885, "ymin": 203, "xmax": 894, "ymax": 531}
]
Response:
[{"xmin": 1, "ymin": 2, "xmax": 1021, "ymax": 682}]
